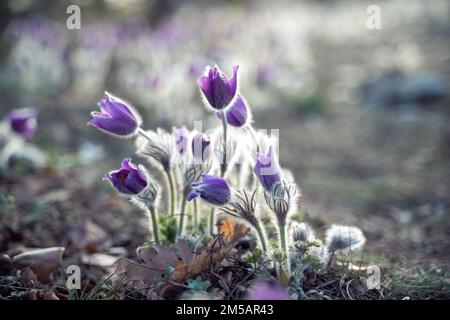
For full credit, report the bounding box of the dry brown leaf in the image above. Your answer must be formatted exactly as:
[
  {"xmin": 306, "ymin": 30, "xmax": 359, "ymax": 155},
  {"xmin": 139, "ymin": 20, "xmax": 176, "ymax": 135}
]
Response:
[
  {"xmin": 218, "ymin": 219, "xmax": 237, "ymax": 241},
  {"xmin": 137, "ymin": 245, "xmax": 179, "ymax": 271},
  {"xmin": 12, "ymin": 247, "xmax": 65, "ymax": 283},
  {"xmin": 176, "ymin": 240, "xmax": 194, "ymax": 263},
  {"xmin": 114, "ymin": 257, "xmax": 163, "ymax": 289}
]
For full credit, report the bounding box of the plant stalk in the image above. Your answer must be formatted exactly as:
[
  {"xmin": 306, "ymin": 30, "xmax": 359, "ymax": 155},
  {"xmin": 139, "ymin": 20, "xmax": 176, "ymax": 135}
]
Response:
[
  {"xmin": 178, "ymin": 195, "xmax": 188, "ymax": 237},
  {"xmin": 209, "ymin": 207, "xmax": 215, "ymax": 236},
  {"xmin": 254, "ymin": 221, "xmax": 268, "ymax": 253},
  {"xmin": 165, "ymin": 169, "xmax": 176, "ymax": 216},
  {"xmin": 148, "ymin": 206, "xmax": 160, "ymax": 245},
  {"xmin": 220, "ymin": 110, "xmax": 228, "ymax": 177},
  {"xmin": 193, "ymin": 199, "xmax": 199, "ymax": 232}
]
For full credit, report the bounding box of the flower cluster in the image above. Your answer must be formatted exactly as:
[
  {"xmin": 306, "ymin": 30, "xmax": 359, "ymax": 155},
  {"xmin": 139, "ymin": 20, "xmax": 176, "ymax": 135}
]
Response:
[{"xmin": 89, "ymin": 63, "xmax": 366, "ymax": 292}]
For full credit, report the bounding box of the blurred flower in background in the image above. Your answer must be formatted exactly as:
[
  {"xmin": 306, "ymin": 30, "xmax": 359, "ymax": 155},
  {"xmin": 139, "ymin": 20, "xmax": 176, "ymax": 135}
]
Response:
[
  {"xmin": 7, "ymin": 107, "xmax": 38, "ymax": 139},
  {"xmin": 246, "ymin": 281, "xmax": 290, "ymax": 300}
]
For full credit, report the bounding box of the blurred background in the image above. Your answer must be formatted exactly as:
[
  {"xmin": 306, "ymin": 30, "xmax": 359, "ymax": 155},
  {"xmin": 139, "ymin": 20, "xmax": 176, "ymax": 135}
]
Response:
[{"xmin": 0, "ymin": 0, "xmax": 449, "ymax": 270}]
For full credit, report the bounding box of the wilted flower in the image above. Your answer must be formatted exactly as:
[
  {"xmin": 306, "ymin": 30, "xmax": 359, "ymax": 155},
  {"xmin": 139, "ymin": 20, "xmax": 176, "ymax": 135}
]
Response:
[
  {"xmin": 7, "ymin": 107, "xmax": 38, "ymax": 139},
  {"xmin": 187, "ymin": 174, "xmax": 231, "ymax": 205},
  {"xmin": 290, "ymin": 222, "xmax": 315, "ymax": 243},
  {"xmin": 246, "ymin": 281, "xmax": 290, "ymax": 300},
  {"xmin": 325, "ymin": 225, "xmax": 366, "ymax": 251},
  {"xmin": 105, "ymin": 158, "xmax": 148, "ymax": 195},
  {"xmin": 215, "ymin": 95, "xmax": 250, "ymax": 127},
  {"xmin": 173, "ymin": 126, "xmax": 190, "ymax": 155},
  {"xmin": 88, "ymin": 92, "xmax": 141, "ymax": 137},
  {"xmin": 198, "ymin": 65, "xmax": 239, "ymax": 110},
  {"xmin": 254, "ymin": 146, "xmax": 281, "ymax": 192}
]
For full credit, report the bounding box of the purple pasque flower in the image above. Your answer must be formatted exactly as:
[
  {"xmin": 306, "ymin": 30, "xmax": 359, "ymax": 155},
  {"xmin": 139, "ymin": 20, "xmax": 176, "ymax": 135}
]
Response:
[
  {"xmin": 215, "ymin": 94, "xmax": 250, "ymax": 127},
  {"xmin": 198, "ymin": 65, "xmax": 239, "ymax": 110},
  {"xmin": 254, "ymin": 146, "xmax": 282, "ymax": 192},
  {"xmin": 88, "ymin": 92, "xmax": 141, "ymax": 137},
  {"xmin": 7, "ymin": 107, "xmax": 38, "ymax": 139},
  {"xmin": 105, "ymin": 158, "xmax": 148, "ymax": 195},
  {"xmin": 246, "ymin": 281, "xmax": 290, "ymax": 300},
  {"xmin": 191, "ymin": 132, "xmax": 211, "ymax": 161},
  {"xmin": 173, "ymin": 127, "xmax": 190, "ymax": 155},
  {"xmin": 187, "ymin": 174, "xmax": 231, "ymax": 205}
]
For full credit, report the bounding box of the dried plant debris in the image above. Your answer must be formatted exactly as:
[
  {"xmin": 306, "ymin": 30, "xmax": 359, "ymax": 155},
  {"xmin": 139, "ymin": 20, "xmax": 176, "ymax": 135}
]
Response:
[{"xmin": 113, "ymin": 220, "xmax": 249, "ymax": 296}]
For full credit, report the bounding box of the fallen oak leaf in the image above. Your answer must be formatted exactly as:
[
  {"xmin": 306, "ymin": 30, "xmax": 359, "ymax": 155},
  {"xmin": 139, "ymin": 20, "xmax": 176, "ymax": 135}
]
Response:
[
  {"xmin": 114, "ymin": 257, "xmax": 165, "ymax": 290},
  {"xmin": 137, "ymin": 245, "xmax": 178, "ymax": 270},
  {"xmin": 12, "ymin": 247, "xmax": 65, "ymax": 283},
  {"xmin": 113, "ymin": 245, "xmax": 180, "ymax": 289}
]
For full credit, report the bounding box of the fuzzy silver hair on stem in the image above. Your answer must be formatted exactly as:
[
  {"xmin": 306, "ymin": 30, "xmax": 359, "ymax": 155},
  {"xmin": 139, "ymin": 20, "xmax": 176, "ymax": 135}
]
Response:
[
  {"xmin": 132, "ymin": 182, "xmax": 160, "ymax": 244},
  {"xmin": 213, "ymin": 129, "xmax": 240, "ymax": 177},
  {"xmin": 325, "ymin": 225, "xmax": 366, "ymax": 252}
]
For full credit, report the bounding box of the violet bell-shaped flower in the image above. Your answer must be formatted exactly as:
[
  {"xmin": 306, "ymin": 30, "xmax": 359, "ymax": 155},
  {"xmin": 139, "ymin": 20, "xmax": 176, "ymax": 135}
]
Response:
[
  {"xmin": 7, "ymin": 107, "xmax": 38, "ymax": 139},
  {"xmin": 198, "ymin": 65, "xmax": 239, "ymax": 110},
  {"xmin": 187, "ymin": 174, "xmax": 231, "ymax": 205},
  {"xmin": 254, "ymin": 146, "xmax": 282, "ymax": 192},
  {"xmin": 191, "ymin": 132, "xmax": 211, "ymax": 162},
  {"xmin": 105, "ymin": 158, "xmax": 148, "ymax": 195},
  {"xmin": 215, "ymin": 94, "xmax": 250, "ymax": 127},
  {"xmin": 88, "ymin": 92, "xmax": 141, "ymax": 137},
  {"xmin": 173, "ymin": 127, "xmax": 190, "ymax": 155}
]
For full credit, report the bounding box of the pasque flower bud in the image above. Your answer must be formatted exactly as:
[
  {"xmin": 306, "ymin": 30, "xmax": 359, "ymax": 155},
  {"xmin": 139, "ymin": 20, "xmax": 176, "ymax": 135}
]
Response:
[
  {"xmin": 89, "ymin": 92, "xmax": 141, "ymax": 137},
  {"xmin": 254, "ymin": 146, "xmax": 282, "ymax": 192},
  {"xmin": 105, "ymin": 158, "xmax": 148, "ymax": 195},
  {"xmin": 215, "ymin": 94, "xmax": 250, "ymax": 127},
  {"xmin": 198, "ymin": 65, "xmax": 239, "ymax": 110},
  {"xmin": 187, "ymin": 174, "xmax": 231, "ymax": 205}
]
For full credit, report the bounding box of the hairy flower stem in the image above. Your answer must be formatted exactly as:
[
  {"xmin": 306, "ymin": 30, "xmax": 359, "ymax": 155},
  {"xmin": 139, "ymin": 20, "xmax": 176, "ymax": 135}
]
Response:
[
  {"xmin": 193, "ymin": 199, "xmax": 199, "ymax": 232},
  {"xmin": 178, "ymin": 195, "xmax": 188, "ymax": 237},
  {"xmin": 209, "ymin": 207, "xmax": 215, "ymax": 236},
  {"xmin": 246, "ymin": 125, "xmax": 260, "ymax": 153},
  {"xmin": 254, "ymin": 221, "xmax": 268, "ymax": 253},
  {"xmin": 208, "ymin": 111, "xmax": 229, "ymax": 236},
  {"xmin": 279, "ymin": 223, "xmax": 288, "ymax": 258},
  {"xmin": 165, "ymin": 169, "xmax": 176, "ymax": 216},
  {"xmin": 148, "ymin": 206, "xmax": 160, "ymax": 245},
  {"xmin": 220, "ymin": 110, "xmax": 228, "ymax": 177}
]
